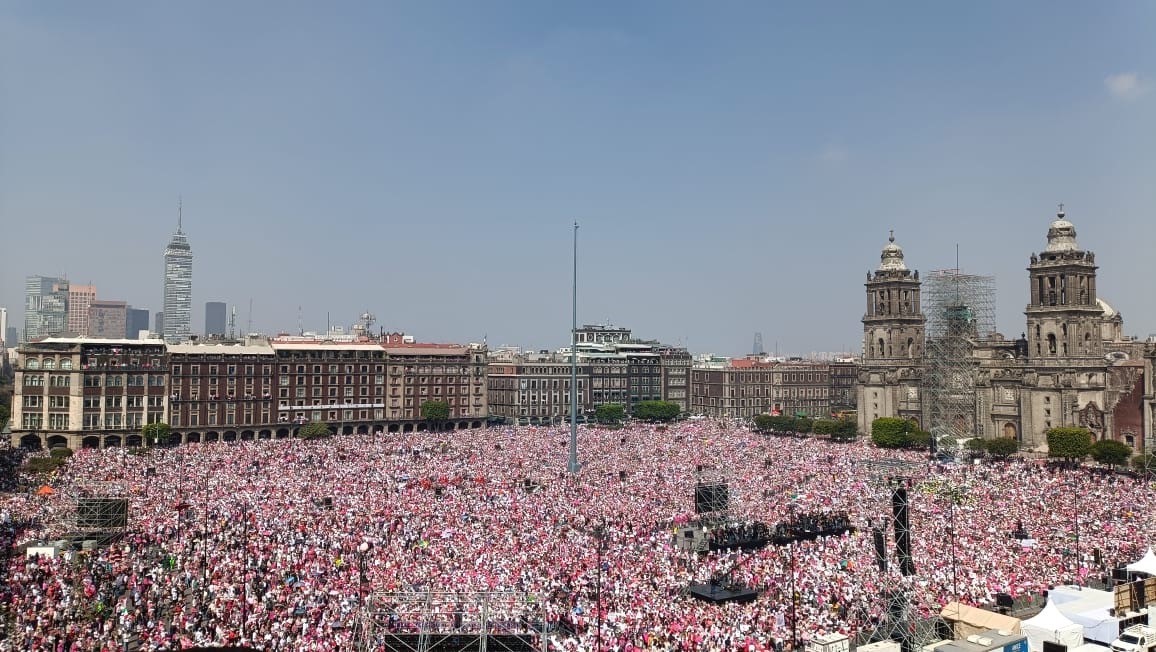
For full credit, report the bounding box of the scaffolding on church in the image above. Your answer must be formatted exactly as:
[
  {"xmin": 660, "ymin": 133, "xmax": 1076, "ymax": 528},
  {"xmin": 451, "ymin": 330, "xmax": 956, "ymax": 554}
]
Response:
[{"xmin": 922, "ymin": 269, "xmax": 996, "ymax": 450}]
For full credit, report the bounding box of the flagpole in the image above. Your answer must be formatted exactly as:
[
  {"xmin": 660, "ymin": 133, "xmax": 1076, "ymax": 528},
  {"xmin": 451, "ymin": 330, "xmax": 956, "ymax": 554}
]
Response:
[{"xmin": 568, "ymin": 222, "xmax": 580, "ymax": 474}]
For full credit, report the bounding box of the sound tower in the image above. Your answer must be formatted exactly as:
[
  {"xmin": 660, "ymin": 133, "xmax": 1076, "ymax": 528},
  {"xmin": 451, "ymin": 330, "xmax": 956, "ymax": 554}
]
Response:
[
  {"xmin": 891, "ymin": 485, "xmax": 914, "ymax": 576},
  {"xmin": 872, "ymin": 526, "xmax": 888, "ymax": 572},
  {"xmin": 694, "ymin": 483, "xmax": 729, "ymax": 513}
]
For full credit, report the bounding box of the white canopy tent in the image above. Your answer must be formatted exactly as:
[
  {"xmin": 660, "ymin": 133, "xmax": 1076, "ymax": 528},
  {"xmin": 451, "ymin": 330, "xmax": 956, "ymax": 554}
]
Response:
[
  {"xmin": 1049, "ymin": 586, "xmax": 1120, "ymax": 646},
  {"xmin": 1022, "ymin": 599, "xmax": 1085, "ymax": 652},
  {"xmin": 1125, "ymin": 548, "xmax": 1156, "ymax": 576}
]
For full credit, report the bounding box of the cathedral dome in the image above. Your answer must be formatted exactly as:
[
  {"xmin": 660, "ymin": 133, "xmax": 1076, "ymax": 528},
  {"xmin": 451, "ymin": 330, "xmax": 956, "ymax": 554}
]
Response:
[
  {"xmin": 1045, "ymin": 207, "xmax": 1079, "ymax": 252},
  {"xmin": 878, "ymin": 230, "xmax": 908, "ymax": 272}
]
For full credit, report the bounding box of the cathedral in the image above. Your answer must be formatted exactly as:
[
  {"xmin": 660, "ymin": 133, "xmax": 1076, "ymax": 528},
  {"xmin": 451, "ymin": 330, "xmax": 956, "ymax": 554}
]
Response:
[{"xmin": 856, "ymin": 207, "xmax": 1154, "ymax": 455}]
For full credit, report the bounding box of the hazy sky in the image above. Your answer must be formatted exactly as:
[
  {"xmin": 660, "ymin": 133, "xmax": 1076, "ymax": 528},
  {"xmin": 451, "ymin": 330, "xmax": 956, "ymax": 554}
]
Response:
[{"xmin": 2, "ymin": 2, "xmax": 1154, "ymax": 355}]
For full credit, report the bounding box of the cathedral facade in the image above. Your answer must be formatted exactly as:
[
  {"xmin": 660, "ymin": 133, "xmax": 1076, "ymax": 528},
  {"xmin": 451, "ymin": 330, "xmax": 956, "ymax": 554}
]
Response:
[{"xmin": 857, "ymin": 208, "xmax": 1151, "ymax": 455}]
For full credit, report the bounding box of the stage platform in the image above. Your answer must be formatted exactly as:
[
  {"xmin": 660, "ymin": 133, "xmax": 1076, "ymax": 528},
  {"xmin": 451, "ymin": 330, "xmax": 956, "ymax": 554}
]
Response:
[{"xmin": 687, "ymin": 582, "xmax": 760, "ymax": 604}]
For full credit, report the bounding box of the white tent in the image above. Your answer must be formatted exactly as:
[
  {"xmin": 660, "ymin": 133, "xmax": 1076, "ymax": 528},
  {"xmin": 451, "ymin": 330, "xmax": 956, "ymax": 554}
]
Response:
[
  {"xmin": 1049, "ymin": 586, "xmax": 1120, "ymax": 646},
  {"xmin": 1022, "ymin": 599, "xmax": 1085, "ymax": 652},
  {"xmin": 1126, "ymin": 548, "xmax": 1156, "ymax": 576}
]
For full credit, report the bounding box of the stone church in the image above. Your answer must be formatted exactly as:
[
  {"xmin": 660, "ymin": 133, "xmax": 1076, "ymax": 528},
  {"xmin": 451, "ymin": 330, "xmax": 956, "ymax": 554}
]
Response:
[{"xmin": 856, "ymin": 208, "xmax": 1152, "ymax": 454}]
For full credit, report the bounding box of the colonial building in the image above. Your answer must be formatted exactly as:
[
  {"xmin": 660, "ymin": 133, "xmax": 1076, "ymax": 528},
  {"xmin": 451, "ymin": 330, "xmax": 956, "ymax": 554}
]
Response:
[
  {"xmin": 485, "ymin": 325, "xmax": 691, "ymax": 424},
  {"xmin": 689, "ymin": 357, "xmax": 852, "ymax": 420},
  {"xmin": 11, "ymin": 333, "xmax": 488, "ymax": 449},
  {"xmin": 857, "ymin": 208, "xmax": 1151, "ymax": 453}
]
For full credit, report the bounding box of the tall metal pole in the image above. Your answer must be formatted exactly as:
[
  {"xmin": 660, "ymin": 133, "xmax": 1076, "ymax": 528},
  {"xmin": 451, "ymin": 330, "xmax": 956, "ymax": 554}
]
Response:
[{"xmin": 568, "ymin": 222, "xmax": 580, "ymax": 474}]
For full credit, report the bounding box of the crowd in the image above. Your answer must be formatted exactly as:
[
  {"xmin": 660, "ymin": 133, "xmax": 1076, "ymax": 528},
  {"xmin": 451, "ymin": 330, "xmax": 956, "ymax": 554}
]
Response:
[{"xmin": 2, "ymin": 421, "xmax": 1154, "ymax": 651}]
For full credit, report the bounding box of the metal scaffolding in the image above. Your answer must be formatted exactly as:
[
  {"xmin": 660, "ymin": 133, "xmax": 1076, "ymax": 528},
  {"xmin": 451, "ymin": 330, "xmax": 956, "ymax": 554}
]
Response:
[
  {"xmin": 921, "ymin": 269, "xmax": 996, "ymax": 448},
  {"xmin": 355, "ymin": 591, "xmax": 549, "ymax": 652}
]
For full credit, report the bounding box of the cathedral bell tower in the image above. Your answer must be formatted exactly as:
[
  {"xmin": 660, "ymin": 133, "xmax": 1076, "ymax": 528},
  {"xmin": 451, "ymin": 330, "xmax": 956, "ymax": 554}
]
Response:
[
  {"xmin": 857, "ymin": 231, "xmax": 925, "ymax": 432},
  {"xmin": 1024, "ymin": 207, "xmax": 1102, "ymax": 362}
]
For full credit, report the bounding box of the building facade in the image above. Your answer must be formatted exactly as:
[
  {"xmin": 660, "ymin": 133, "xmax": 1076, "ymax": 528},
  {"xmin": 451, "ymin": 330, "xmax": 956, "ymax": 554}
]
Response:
[
  {"xmin": 857, "ymin": 209, "xmax": 1151, "ymax": 453},
  {"xmin": 126, "ymin": 308, "xmax": 151, "ymax": 339},
  {"xmin": 24, "ymin": 276, "xmax": 69, "ymax": 342},
  {"xmin": 205, "ymin": 301, "xmax": 227, "ymax": 337},
  {"xmin": 689, "ymin": 358, "xmax": 849, "ymax": 419},
  {"xmin": 162, "ymin": 221, "xmax": 193, "ymax": 344},
  {"xmin": 66, "ymin": 284, "xmax": 97, "ymax": 335},
  {"xmin": 88, "ymin": 300, "xmax": 128, "ymax": 338},
  {"xmin": 486, "ymin": 326, "xmax": 691, "ymax": 423},
  {"xmin": 11, "ymin": 333, "xmax": 489, "ymax": 449}
]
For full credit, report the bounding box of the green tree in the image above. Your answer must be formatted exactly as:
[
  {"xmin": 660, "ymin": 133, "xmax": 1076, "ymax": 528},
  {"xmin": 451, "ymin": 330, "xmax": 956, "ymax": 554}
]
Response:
[
  {"xmin": 871, "ymin": 417, "xmax": 912, "ymax": 449},
  {"xmin": 986, "ymin": 436, "xmax": 1019, "ymax": 460},
  {"xmin": 831, "ymin": 418, "xmax": 858, "ymax": 442},
  {"xmin": 811, "ymin": 419, "xmax": 838, "ymax": 436},
  {"xmin": 965, "ymin": 438, "xmax": 988, "ymax": 455},
  {"xmin": 906, "ymin": 429, "xmax": 932, "ymax": 450},
  {"xmin": 794, "ymin": 417, "xmax": 814, "ymax": 434},
  {"xmin": 298, "ymin": 421, "xmax": 333, "ymax": 440},
  {"xmin": 1046, "ymin": 427, "xmax": 1093, "ymax": 463},
  {"xmin": 1090, "ymin": 439, "xmax": 1133, "ymax": 468},
  {"xmin": 142, "ymin": 422, "xmax": 172, "ymax": 447},
  {"xmin": 420, "ymin": 400, "xmax": 451, "ymax": 431},
  {"xmin": 594, "ymin": 403, "xmax": 625, "ymax": 425},
  {"xmin": 752, "ymin": 414, "xmax": 774, "ymax": 433},
  {"xmin": 632, "ymin": 401, "xmax": 681, "ymax": 422}
]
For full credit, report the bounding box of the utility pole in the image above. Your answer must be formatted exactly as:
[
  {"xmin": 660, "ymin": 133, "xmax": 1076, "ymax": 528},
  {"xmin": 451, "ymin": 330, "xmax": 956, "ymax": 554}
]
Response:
[{"xmin": 568, "ymin": 222, "xmax": 580, "ymax": 474}]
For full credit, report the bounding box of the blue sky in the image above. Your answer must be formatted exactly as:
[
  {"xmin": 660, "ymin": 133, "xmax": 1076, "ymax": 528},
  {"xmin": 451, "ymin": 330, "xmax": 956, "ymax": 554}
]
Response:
[{"xmin": 2, "ymin": 2, "xmax": 1154, "ymax": 355}]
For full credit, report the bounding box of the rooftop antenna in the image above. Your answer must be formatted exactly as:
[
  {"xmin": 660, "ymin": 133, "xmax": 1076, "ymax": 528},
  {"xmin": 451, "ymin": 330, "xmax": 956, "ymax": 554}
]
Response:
[
  {"xmin": 298, "ymin": 306, "xmax": 303, "ymax": 336},
  {"xmin": 177, "ymin": 196, "xmax": 183, "ymax": 233},
  {"xmin": 246, "ymin": 298, "xmax": 253, "ymax": 335},
  {"xmin": 568, "ymin": 221, "xmax": 580, "ymax": 474}
]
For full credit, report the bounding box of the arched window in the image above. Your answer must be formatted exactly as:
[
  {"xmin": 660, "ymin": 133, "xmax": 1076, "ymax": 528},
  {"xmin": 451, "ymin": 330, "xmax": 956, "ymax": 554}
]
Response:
[
  {"xmin": 42, "ymin": 358, "xmax": 56, "ymax": 370},
  {"xmin": 60, "ymin": 359, "xmax": 73, "ymax": 370},
  {"xmin": 26, "ymin": 358, "xmax": 40, "ymax": 370},
  {"xmin": 907, "ymin": 338, "xmax": 915, "ymax": 358},
  {"xmin": 1003, "ymin": 422, "xmax": 1017, "ymax": 439},
  {"xmin": 1047, "ymin": 333, "xmax": 1057, "ymax": 355},
  {"xmin": 878, "ymin": 338, "xmax": 885, "ymax": 358}
]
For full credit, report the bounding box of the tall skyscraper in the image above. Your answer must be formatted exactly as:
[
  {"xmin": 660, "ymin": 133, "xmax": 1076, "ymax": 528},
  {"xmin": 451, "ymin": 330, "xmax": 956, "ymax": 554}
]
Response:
[
  {"xmin": 67, "ymin": 283, "xmax": 97, "ymax": 335},
  {"xmin": 162, "ymin": 204, "xmax": 193, "ymax": 344},
  {"xmin": 155, "ymin": 311, "xmax": 165, "ymax": 336},
  {"xmin": 205, "ymin": 301, "xmax": 227, "ymax": 337},
  {"xmin": 24, "ymin": 276, "xmax": 70, "ymax": 342},
  {"xmin": 0, "ymin": 307, "xmax": 7, "ymax": 345},
  {"xmin": 126, "ymin": 307, "xmax": 151, "ymax": 339},
  {"xmin": 88, "ymin": 300, "xmax": 128, "ymax": 338},
  {"xmin": 4, "ymin": 327, "xmax": 15, "ymax": 347}
]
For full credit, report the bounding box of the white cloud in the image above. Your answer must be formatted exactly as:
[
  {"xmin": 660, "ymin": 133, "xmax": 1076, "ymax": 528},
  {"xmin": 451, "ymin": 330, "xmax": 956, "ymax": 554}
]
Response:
[
  {"xmin": 1104, "ymin": 72, "xmax": 1149, "ymax": 100},
  {"xmin": 818, "ymin": 145, "xmax": 849, "ymax": 164}
]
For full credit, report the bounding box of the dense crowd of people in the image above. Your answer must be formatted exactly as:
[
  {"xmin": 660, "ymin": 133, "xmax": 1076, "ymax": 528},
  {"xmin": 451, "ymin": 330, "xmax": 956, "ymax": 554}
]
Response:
[{"xmin": 2, "ymin": 421, "xmax": 1154, "ymax": 651}]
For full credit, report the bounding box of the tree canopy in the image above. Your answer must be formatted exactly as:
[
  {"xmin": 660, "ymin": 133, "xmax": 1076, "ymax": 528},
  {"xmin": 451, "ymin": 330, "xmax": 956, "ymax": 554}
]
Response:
[
  {"xmin": 298, "ymin": 421, "xmax": 333, "ymax": 440},
  {"xmin": 1046, "ymin": 427, "xmax": 1093, "ymax": 462},
  {"xmin": 1090, "ymin": 439, "xmax": 1132, "ymax": 467},
  {"xmin": 594, "ymin": 403, "xmax": 625, "ymax": 425},
  {"xmin": 142, "ymin": 422, "xmax": 172, "ymax": 447},
  {"xmin": 420, "ymin": 400, "xmax": 451, "ymax": 431},
  {"xmin": 633, "ymin": 401, "xmax": 681, "ymax": 422},
  {"xmin": 871, "ymin": 418, "xmax": 912, "ymax": 449},
  {"xmin": 985, "ymin": 436, "xmax": 1019, "ymax": 459}
]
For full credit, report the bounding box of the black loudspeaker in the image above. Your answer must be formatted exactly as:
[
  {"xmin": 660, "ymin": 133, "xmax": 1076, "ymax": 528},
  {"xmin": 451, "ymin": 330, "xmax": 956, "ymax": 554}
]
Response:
[
  {"xmin": 694, "ymin": 483, "xmax": 729, "ymax": 513},
  {"xmin": 145, "ymin": 467, "xmax": 156, "ymax": 477},
  {"xmin": 322, "ymin": 497, "xmax": 333, "ymax": 508},
  {"xmin": 696, "ymin": 465, "xmax": 703, "ymax": 473},
  {"xmin": 891, "ymin": 487, "xmax": 914, "ymax": 576},
  {"xmin": 619, "ymin": 471, "xmax": 627, "ymax": 481},
  {"xmin": 435, "ymin": 487, "xmax": 444, "ymax": 498},
  {"xmin": 1094, "ymin": 548, "xmax": 1103, "ymax": 566},
  {"xmin": 872, "ymin": 527, "xmax": 888, "ymax": 572},
  {"xmin": 76, "ymin": 498, "xmax": 128, "ymax": 529},
  {"xmin": 684, "ymin": 529, "xmax": 695, "ymax": 539},
  {"xmin": 995, "ymin": 593, "xmax": 1014, "ymax": 609},
  {"xmin": 1043, "ymin": 641, "xmax": 1067, "ymax": 652}
]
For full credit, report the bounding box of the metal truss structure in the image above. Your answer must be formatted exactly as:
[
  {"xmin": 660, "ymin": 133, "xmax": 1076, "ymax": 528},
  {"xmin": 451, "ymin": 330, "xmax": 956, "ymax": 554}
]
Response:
[
  {"xmin": 922, "ymin": 269, "xmax": 996, "ymax": 449},
  {"xmin": 355, "ymin": 591, "xmax": 549, "ymax": 652}
]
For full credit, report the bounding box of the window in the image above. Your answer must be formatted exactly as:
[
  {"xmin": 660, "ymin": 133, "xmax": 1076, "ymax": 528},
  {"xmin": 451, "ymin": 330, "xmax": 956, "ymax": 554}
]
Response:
[
  {"xmin": 26, "ymin": 359, "xmax": 40, "ymax": 370},
  {"xmin": 22, "ymin": 414, "xmax": 44, "ymax": 429},
  {"xmin": 49, "ymin": 396, "xmax": 70, "ymax": 409},
  {"xmin": 23, "ymin": 396, "xmax": 41, "ymax": 408},
  {"xmin": 43, "ymin": 359, "xmax": 56, "ymax": 370},
  {"xmin": 25, "ymin": 374, "xmax": 44, "ymax": 387},
  {"xmin": 50, "ymin": 375, "xmax": 71, "ymax": 387},
  {"xmin": 60, "ymin": 359, "xmax": 73, "ymax": 370},
  {"xmin": 191, "ymin": 365, "xmax": 200, "ymax": 375}
]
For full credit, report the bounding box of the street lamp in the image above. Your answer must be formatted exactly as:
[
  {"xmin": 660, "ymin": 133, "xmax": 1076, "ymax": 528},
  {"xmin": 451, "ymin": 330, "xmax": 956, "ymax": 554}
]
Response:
[{"xmin": 787, "ymin": 501, "xmax": 798, "ymax": 652}]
